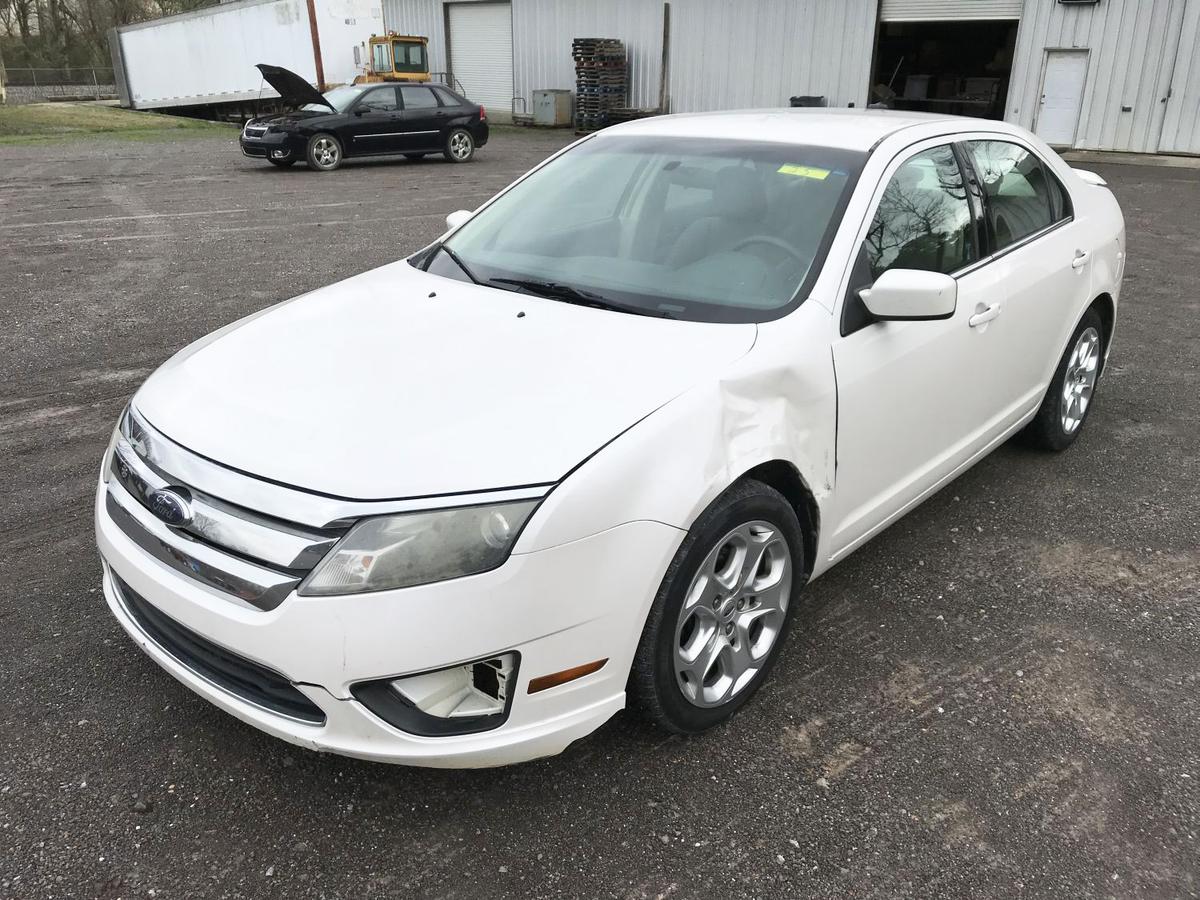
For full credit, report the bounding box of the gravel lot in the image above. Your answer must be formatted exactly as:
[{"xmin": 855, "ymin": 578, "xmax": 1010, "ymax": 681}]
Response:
[{"xmin": 1, "ymin": 127, "xmax": 1197, "ymax": 900}]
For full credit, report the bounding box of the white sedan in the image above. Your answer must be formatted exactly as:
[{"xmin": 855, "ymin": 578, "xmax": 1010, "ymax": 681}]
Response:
[{"xmin": 95, "ymin": 110, "xmax": 1124, "ymax": 767}]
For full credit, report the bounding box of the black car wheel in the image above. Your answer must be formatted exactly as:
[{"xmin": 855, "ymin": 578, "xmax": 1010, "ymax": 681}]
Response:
[
  {"xmin": 404, "ymin": 153, "xmax": 427, "ymax": 161},
  {"xmin": 629, "ymin": 480, "xmax": 804, "ymax": 734},
  {"xmin": 444, "ymin": 128, "xmax": 475, "ymax": 163},
  {"xmin": 268, "ymin": 158, "xmax": 296, "ymax": 168},
  {"xmin": 306, "ymin": 133, "xmax": 343, "ymax": 171}
]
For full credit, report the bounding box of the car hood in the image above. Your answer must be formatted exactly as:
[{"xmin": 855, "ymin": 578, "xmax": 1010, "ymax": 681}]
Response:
[
  {"xmin": 133, "ymin": 261, "xmax": 757, "ymax": 500},
  {"xmin": 255, "ymin": 63, "xmax": 334, "ymax": 110}
]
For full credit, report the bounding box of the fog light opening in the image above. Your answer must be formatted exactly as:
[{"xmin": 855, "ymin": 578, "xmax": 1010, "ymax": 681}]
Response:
[
  {"xmin": 271, "ymin": 149, "xmax": 290, "ymax": 159},
  {"xmin": 390, "ymin": 652, "xmax": 515, "ymax": 720}
]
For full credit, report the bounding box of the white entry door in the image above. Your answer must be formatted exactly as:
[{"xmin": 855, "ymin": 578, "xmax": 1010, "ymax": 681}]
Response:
[
  {"xmin": 1035, "ymin": 50, "xmax": 1089, "ymax": 147},
  {"xmin": 448, "ymin": 2, "xmax": 513, "ymax": 119}
]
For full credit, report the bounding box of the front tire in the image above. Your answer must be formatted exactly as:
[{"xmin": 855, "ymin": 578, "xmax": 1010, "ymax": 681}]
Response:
[
  {"xmin": 443, "ymin": 128, "xmax": 475, "ymax": 163},
  {"xmin": 268, "ymin": 158, "xmax": 295, "ymax": 168},
  {"xmin": 629, "ymin": 480, "xmax": 804, "ymax": 734},
  {"xmin": 306, "ymin": 133, "xmax": 343, "ymax": 171},
  {"xmin": 1023, "ymin": 308, "xmax": 1104, "ymax": 451}
]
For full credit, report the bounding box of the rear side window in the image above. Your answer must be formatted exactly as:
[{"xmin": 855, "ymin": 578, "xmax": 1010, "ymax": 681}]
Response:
[
  {"xmin": 400, "ymin": 86, "xmax": 439, "ymax": 109},
  {"xmin": 432, "ymin": 87, "xmax": 461, "ymax": 107},
  {"xmin": 967, "ymin": 140, "xmax": 1068, "ymax": 250},
  {"xmin": 864, "ymin": 145, "xmax": 977, "ymax": 279}
]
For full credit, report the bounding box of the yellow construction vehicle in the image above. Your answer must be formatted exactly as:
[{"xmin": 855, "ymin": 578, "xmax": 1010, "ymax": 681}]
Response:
[{"xmin": 355, "ymin": 34, "xmax": 430, "ymax": 84}]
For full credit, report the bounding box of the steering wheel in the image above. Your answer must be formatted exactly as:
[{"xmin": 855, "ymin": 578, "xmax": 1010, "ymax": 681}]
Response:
[{"xmin": 730, "ymin": 235, "xmax": 809, "ymax": 266}]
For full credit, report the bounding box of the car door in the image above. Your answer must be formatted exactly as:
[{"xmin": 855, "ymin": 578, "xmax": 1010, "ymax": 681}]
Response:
[
  {"xmin": 961, "ymin": 138, "xmax": 1089, "ymax": 413},
  {"xmin": 828, "ymin": 141, "xmax": 1008, "ymax": 561},
  {"xmin": 398, "ymin": 85, "xmax": 445, "ymax": 151},
  {"xmin": 343, "ymin": 86, "xmax": 404, "ymax": 155}
]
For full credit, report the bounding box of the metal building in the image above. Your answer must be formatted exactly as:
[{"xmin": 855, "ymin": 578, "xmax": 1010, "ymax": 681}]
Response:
[{"xmin": 381, "ymin": 0, "xmax": 1200, "ymax": 154}]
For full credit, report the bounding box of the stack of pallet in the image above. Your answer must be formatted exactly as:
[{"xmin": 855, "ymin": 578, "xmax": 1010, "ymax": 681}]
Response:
[{"xmin": 572, "ymin": 37, "xmax": 627, "ymax": 133}]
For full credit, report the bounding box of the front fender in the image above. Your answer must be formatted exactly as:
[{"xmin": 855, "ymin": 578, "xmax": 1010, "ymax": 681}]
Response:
[{"xmin": 515, "ymin": 306, "xmax": 838, "ymax": 556}]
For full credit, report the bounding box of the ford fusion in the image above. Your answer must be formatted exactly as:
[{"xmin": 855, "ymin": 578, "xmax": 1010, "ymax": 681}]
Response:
[{"xmin": 96, "ymin": 110, "xmax": 1125, "ymax": 767}]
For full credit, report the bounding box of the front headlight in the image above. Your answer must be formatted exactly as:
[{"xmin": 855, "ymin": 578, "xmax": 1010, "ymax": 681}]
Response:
[{"xmin": 298, "ymin": 501, "xmax": 538, "ymax": 596}]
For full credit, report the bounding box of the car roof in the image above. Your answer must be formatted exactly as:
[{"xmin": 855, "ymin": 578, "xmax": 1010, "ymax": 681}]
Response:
[{"xmin": 599, "ymin": 108, "xmax": 1008, "ymax": 151}]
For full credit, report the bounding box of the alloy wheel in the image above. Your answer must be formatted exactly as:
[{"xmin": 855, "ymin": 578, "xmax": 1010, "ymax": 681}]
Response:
[
  {"xmin": 449, "ymin": 132, "xmax": 472, "ymax": 160},
  {"xmin": 313, "ymin": 137, "xmax": 339, "ymax": 169},
  {"xmin": 673, "ymin": 521, "xmax": 792, "ymax": 708},
  {"xmin": 1060, "ymin": 325, "xmax": 1100, "ymax": 434}
]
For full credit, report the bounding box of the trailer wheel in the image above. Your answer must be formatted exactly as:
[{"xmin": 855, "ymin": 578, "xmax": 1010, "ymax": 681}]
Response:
[{"xmin": 306, "ymin": 134, "xmax": 343, "ymax": 171}]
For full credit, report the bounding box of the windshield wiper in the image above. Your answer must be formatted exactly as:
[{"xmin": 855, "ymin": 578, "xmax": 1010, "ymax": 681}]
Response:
[
  {"xmin": 487, "ymin": 278, "xmax": 673, "ymax": 318},
  {"xmin": 435, "ymin": 243, "xmax": 480, "ymax": 284}
]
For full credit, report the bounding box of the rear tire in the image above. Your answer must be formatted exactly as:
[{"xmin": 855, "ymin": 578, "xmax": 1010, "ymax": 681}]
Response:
[
  {"xmin": 443, "ymin": 128, "xmax": 475, "ymax": 163},
  {"xmin": 306, "ymin": 133, "xmax": 343, "ymax": 171},
  {"xmin": 629, "ymin": 480, "xmax": 804, "ymax": 734},
  {"xmin": 1023, "ymin": 308, "xmax": 1105, "ymax": 451}
]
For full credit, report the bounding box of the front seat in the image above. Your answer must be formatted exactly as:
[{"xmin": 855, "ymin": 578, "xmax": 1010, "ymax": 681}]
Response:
[{"xmin": 667, "ymin": 166, "xmax": 768, "ymax": 269}]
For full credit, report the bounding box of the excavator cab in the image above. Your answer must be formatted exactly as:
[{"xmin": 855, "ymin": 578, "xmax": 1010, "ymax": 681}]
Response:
[{"xmin": 357, "ymin": 34, "xmax": 430, "ymax": 83}]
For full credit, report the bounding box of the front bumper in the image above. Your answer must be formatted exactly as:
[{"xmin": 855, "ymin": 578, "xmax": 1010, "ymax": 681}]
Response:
[
  {"xmin": 239, "ymin": 130, "xmax": 298, "ymax": 160},
  {"xmin": 96, "ymin": 479, "xmax": 681, "ymax": 767}
]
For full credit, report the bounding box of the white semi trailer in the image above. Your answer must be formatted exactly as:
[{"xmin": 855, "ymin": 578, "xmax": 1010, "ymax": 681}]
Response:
[{"xmin": 109, "ymin": 0, "xmax": 383, "ymax": 113}]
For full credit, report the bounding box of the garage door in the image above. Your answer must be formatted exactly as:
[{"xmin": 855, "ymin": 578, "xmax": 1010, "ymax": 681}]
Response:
[
  {"xmin": 448, "ymin": 2, "xmax": 513, "ymax": 117},
  {"xmin": 881, "ymin": 0, "xmax": 1022, "ymax": 20}
]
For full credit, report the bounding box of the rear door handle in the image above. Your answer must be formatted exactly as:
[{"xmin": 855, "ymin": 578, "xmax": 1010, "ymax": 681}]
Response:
[
  {"xmin": 1071, "ymin": 250, "xmax": 1090, "ymax": 269},
  {"xmin": 969, "ymin": 303, "xmax": 1002, "ymax": 328}
]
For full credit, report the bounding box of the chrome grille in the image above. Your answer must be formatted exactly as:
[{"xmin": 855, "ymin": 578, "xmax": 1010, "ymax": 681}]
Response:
[
  {"xmin": 103, "ymin": 407, "xmax": 554, "ymax": 610},
  {"xmin": 106, "ymin": 409, "xmax": 346, "ymax": 610},
  {"xmin": 243, "ymin": 124, "xmax": 268, "ymax": 138}
]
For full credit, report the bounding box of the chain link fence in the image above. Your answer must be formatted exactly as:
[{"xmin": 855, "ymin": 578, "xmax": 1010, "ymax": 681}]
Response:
[{"xmin": 3, "ymin": 68, "xmax": 117, "ymax": 104}]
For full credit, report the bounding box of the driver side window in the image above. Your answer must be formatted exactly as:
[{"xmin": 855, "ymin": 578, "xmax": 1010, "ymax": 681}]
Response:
[{"xmin": 864, "ymin": 145, "xmax": 977, "ymax": 279}]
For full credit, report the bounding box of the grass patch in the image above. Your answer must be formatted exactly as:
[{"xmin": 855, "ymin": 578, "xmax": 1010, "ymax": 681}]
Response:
[{"xmin": 0, "ymin": 103, "xmax": 234, "ymax": 144}]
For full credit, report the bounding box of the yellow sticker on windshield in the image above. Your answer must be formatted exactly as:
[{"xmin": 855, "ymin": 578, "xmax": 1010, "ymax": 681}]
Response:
[{"xmin": 777, "ymin": 164, "xmax": 830, "ymax": 179}]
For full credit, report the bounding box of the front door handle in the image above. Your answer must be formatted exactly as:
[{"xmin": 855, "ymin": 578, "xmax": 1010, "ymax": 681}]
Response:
[
  {"xmin": 1071, "ymin": 249, "xmax": 1090, "ymax": 269},
  {"xmin": 969, "ymin": 302, "xmax": 1002, "ymax": 328}
]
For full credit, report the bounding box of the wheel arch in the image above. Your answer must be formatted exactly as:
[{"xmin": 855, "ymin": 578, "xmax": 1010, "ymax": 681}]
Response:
[
  {"xmin": 738, "ymin": 460, "xmax": 819, "ymax": 582},
  {"xmin": 1090, "ymin": 292, "xmax": 1116, "ymax": 370}
]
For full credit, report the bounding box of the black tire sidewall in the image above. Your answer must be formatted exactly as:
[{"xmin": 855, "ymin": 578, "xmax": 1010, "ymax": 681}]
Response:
[
  {"xmin": 444, "ymin": 129, "xmax": 474, "ymax": 162},
  {"xmin": 306, "ymin": 133, "xmax": 342, "ymax": 171},
  {"xmin": 636, "ymin": 482, "xmax": 805, "ymax": 733}
]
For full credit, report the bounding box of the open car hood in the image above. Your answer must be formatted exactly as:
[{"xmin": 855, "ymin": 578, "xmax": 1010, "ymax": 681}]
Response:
[{"xmin": 255, "ymin": 63, "xmax": 333, "ymax": 111}]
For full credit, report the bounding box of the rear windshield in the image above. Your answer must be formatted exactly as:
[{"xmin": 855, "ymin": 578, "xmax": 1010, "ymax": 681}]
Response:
[{"xmin": 434, "ymin": 134, "xmax": 865, "ymax": 323}]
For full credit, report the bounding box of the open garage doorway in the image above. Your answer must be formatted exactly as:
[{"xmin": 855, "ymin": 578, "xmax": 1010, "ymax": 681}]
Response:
[{"xmin": 870, "ymin": 19, "xmax": 1019, "ymax": 120}]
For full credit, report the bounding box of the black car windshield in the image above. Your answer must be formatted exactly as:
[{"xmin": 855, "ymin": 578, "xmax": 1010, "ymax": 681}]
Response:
[
  {"xmin": 432, "ymin": 135, "xmax": 865, "ymax": 323},
  {"xmin": 303, "ymin": 85, "xmax": 368, "ymax": 113}
]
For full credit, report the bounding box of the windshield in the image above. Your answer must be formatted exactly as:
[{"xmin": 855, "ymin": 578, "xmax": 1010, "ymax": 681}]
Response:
[
  {"xmin": 303, "ymin": 85, "xmax": 367, "ymax": 113},
  {"xmin": 431, "ymin": 135, "xmax": 865, "ymax": 323}
]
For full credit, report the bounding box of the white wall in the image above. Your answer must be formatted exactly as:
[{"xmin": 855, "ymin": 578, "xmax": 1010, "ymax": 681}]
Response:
[
  {"xmin": 666, "ymin": 0, "xmax": 876, "ymax": 112},
  {"xmin": 1007, "ymin": 0, "xmax": 1190, "ymax": 153},
  {"xmin": 383, "ymin": 0, "xmax": 877, "ymax": 116}
]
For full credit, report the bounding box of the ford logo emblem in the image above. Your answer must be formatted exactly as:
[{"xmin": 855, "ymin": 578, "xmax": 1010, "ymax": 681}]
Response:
[{"xmin": 149, "ymin": 488, "xmax": 193, "ymax": 527}]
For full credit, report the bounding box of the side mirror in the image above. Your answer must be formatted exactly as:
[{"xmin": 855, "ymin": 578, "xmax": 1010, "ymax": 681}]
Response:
[
  {"xmin": 445, "ymin": 209, "xmax": 472, "ymax": 231},
  {"xmin": 353, "ymin": 107, "xmax": 367, "ymax": 117},
  {"xmin": 860, "ymin": 269, "xmax": 957, "ymax": 321}
]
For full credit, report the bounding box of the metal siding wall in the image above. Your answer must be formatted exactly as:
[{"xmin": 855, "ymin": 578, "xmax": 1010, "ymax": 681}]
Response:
[
  {"xmin": 1007, "ymin": 0, "xmax": 1187, "ymax": 152},
  {"xmin": 1159, "ymin": 0, "xmax": 1200, "ymax": 153},
  {"xmin": 881, "ymin": 0, "xmax": 1022, "ymax": 20},
  {"xmin": 512, "ymin": 0, "xmax": 664, "ymax": 112},
  {"xmin": 667, "ymin": 0, "xmax": 877, "ymax": 113}
]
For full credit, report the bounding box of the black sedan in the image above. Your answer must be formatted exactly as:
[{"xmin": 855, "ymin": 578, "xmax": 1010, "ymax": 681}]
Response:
[{"xmin": 240, "ymin": 64, "xmax": 489, "ymax": 171}]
